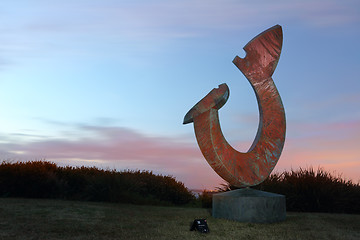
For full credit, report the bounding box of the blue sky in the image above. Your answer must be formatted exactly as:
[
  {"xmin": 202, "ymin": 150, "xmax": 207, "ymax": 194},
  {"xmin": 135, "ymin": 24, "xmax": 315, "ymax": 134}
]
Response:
[{"xmin": 1, "ymin": 0, "xmax": 359, "ymax": 189}]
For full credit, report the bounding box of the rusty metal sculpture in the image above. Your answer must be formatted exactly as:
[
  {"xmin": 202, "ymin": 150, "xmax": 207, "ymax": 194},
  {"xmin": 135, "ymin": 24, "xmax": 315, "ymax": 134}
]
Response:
[{"xmin": 183, "ymin": 25, "xmax": 286, "ymax": 187}]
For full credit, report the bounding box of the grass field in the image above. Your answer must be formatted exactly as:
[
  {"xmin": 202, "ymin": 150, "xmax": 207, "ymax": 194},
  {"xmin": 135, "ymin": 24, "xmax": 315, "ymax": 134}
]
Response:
[{"xmin": 0, "ymin": 198, "xmax": 359, "ymax": 240}]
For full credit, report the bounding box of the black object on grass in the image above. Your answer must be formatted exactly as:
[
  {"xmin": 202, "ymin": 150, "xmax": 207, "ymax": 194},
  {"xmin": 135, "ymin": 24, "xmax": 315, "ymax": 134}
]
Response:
[{"xmin": 190, "ymin": 219, "xmax": 209, "ymax": 233}]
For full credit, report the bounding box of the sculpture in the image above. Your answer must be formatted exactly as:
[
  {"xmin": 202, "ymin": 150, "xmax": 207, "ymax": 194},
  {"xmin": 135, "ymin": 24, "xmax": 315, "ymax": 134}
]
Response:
[{"xmin": 183, "ymin": 25, "xmax": 286, "ymax": 188}]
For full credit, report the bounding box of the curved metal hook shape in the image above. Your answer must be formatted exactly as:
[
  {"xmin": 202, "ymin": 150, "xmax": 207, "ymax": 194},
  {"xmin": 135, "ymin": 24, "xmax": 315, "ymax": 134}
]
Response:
[{"xmin": 183, "ymin": 25, "xmax": 286, "ymax": 187}]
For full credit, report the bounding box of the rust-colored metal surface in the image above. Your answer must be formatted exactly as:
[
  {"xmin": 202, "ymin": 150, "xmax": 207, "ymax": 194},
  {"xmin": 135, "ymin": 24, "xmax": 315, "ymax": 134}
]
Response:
[{"xmin": 183, "ymin": 25, "xmax": 286, "ymax": 187}]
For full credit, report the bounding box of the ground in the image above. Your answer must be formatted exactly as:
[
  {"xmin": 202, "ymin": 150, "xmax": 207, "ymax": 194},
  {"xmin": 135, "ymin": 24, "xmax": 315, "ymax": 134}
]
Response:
[{"xmin": 0, "ymin": 198, "xmax": 359, "ymax": 240}]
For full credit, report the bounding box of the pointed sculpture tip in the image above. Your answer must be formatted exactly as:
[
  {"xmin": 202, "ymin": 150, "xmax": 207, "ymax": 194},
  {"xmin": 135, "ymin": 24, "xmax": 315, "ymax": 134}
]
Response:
[
  {"xmin": 183, "ymin": 83, "xmax": 229, "ymax": 125},
  {"xmin": 267, "ymin": 24, "xmax": 282, "ymax": 33},
  {"xmin": 245, "ymin": 24, "xmax": 283, "ymax": 50},
  {"xmin": 183, "ymin": 112, "xmax": 193, "ymax": 125},
  {"xmin": 233, "ymin": 24, "xmax": 283, "ymax": 78}
]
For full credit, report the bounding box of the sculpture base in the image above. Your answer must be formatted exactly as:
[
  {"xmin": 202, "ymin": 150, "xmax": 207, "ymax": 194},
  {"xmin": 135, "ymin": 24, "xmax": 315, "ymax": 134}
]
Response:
[{"xmin": 212, "ymin": 188, "xmax": 286, "ymax": 223}]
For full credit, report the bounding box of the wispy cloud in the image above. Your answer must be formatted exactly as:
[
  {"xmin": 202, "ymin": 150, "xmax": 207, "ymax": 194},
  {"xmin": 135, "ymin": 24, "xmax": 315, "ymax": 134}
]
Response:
[
  {"xmin": 0, "ymin": 124, "xmax": 224, "ymax": 189},
  {"xmin": 81, "ymin": 0, "xmax": 360, "ymax": 36},
  {"xmin": 3, "ymin": 0, "xmax": 359, "ymax": 40},
  {"xmin": 1, "ymin": 0, "xmax": 358, "ymax": 72}
]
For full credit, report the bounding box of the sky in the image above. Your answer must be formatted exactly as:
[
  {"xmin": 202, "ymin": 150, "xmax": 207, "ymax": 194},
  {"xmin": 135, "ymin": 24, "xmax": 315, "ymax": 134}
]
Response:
[{"xmin": 0, "ymin": 0, "xmax": 359, "ymax": 190}]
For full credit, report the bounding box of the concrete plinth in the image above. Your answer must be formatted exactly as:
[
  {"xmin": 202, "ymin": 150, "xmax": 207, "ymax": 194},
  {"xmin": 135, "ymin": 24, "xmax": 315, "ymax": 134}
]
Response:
[{"xmin": 212, "ymin": 188, "xmax": 286, "ymax": 223}]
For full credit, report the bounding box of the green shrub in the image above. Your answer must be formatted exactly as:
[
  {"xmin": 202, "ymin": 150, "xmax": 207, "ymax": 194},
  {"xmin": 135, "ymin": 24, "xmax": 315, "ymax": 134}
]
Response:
[
  {"xmin": 198, "ymin": 190, "xmax": 214, "ymax": 208},
  {"xmin": 0, "ymin": 161, "xmax": 194, "ymax": 206},
  {"xmin": 211, "ymin": 167, "xmax": 360, "ymax": 214},
  {"xmin": 0, "ymin": 161, "xmax": 60, "ymax": 198}
]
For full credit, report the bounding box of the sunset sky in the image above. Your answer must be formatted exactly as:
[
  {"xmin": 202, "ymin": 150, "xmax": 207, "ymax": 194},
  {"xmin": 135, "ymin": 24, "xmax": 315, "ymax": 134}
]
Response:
[{"xmin": 1, "ymin": 0, "xmax": 359, "ymax": 189}]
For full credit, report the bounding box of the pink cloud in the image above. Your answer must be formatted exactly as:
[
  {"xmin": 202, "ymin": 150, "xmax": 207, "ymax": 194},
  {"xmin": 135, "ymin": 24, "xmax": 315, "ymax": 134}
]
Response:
[
  {"xmin": 1, "ymin": 118, "xmax": 359, "ymax": 190},
  {"xmin": 0, "ymin": 125, "xmax": 225, "ymax": 189}
]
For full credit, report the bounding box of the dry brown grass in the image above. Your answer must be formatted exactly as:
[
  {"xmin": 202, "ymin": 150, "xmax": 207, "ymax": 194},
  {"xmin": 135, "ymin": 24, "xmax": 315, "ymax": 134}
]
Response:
[{"xmin": 0, "ymin": 198, "xmax": 359, "ymax": 240}]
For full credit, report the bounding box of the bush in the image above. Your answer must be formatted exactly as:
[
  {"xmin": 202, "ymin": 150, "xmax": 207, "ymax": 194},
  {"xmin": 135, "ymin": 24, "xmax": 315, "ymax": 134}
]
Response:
[
  {"xmin": 211, "ymin": 167, "xmax": 360, "ymax": 214},
  {"xmin": 0, "ymin": 161, "xmax": 195, "ymax": 206},
  {"xmin": 198, "ymin": 190, "xmax": 214, "ymax": 208},
  {"xmin": 254, "ymin": 168, "xmax": 360, "ymax": 213},
  {"xmin": 0, "ymin": 161, "xmax": 60, "ymax": 198}
]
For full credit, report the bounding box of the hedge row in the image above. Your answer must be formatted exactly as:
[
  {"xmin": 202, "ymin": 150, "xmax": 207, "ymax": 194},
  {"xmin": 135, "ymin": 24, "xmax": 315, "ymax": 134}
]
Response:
[
  {"xmin": 0, "ymin": 161, "xmax": 195, "ymax": 205},
  {"xmin": 201, "ymin": 168, "xmax": 360, "ymax": 214}
]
